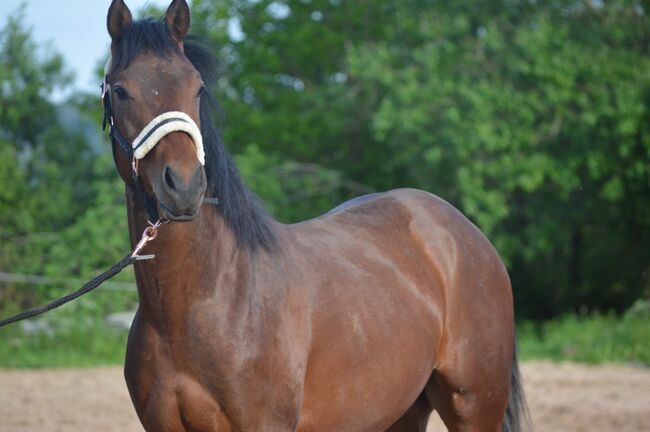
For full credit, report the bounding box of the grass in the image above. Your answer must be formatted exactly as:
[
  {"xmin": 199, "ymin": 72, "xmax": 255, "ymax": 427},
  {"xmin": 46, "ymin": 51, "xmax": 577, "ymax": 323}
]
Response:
[
  {"xmin": 0, "ymin": 289, "xmax": 134, "ymax": 368},
  {"xmin": 0, "ymin": 314, "xmax": 129, "ymax": 369},
  {"xmin": 1, "ymin": 301, "xmax": 649, "ymax": 369},
  {"xmin": 518, "ymin": 301, "xmax": 650, "ymax": 366}
]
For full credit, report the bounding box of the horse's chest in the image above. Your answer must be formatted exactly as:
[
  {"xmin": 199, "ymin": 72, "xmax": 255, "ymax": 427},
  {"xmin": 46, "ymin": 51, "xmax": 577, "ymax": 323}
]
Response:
[
  {"xmin": 141, "ymin": 372, "xmax": 232, "ymax": 432},
  {"xmin": 126, "ymin": 318, "xmax": 234, "ymax": 431},
  {"xmin": 127, "ymin": 305, "xmax": 305, "ymax": 431}
]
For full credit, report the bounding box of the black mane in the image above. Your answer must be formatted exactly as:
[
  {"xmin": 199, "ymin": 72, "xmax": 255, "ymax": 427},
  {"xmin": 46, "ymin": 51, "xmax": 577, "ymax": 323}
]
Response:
[{"xmin": 110, "ymin": 18, "xmax": 277, "ymax": 252}]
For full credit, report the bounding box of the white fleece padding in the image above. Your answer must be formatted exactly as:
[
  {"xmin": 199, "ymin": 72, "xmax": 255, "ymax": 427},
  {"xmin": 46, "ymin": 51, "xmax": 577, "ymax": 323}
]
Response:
[{"xmin": 132, "ymin": 111, "xmax": 205, "ymax": 165}]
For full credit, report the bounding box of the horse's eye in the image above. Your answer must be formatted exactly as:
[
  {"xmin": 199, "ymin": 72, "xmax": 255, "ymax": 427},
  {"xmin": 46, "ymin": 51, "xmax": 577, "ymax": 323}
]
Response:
[
  {"xmin": 113, "ymin": 86, "xmax": 129, "ymax": 101},
  {"xmin": 197, "ymin": 86, "xmax": 205, "ymax": 99}
]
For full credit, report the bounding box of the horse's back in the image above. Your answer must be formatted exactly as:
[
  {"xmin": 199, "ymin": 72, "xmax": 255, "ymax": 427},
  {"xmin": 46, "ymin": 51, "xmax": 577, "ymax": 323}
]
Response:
[{"xmin": 326, "ymin": 192, "xmax": 384, "ymax": 214}]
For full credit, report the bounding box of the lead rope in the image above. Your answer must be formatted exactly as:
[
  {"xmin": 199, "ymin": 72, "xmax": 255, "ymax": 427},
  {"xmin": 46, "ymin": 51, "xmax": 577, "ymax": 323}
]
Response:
[{"xmin": 0, "ymin": 221, "xmax": 163, "ymax": 329}]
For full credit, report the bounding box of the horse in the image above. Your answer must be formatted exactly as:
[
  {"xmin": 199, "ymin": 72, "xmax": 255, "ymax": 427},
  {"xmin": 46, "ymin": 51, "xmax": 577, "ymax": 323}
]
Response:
[{"xmin": 103, "ymin": 1, "xmax": 529, "ymax": 431}]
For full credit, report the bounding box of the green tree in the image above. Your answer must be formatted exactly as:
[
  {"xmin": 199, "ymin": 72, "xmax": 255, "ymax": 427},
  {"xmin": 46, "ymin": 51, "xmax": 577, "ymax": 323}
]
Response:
[
  {"xmin": 0, "ymin": 9, "xmax": 133, "ymax": 315},
  {"xmin": 345, "ymin": 1, "xmax": 650, "ymax": 317},
  {"xmin": 0, "ymin": 7, "xmax": 96, "ymax": 232},
  {"xmin": 191, "ymin": 0, "xmax": 403, "ymax": 220},
  {"xmin": 191, "ymin": 0, "xmax": 650, "ymax": 318}
]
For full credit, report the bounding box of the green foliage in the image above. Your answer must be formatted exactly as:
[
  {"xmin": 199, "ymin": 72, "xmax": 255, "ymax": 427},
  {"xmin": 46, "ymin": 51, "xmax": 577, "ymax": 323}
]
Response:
[
  {"xmin": 193, "ymin": 0, "xmax": 650, "ymax": 318},
  {"xmin": 345, "ymin": 3, "xmax": 650, "ymax": 317},
  {"xmin": 236, "ymin": 145, "xmax": 372, "ymax": 222},
  {"xmin": 1, "ymin": 0, "xmax": 649, "ymax": 374},
  {"xmin": 191, "ymin": 0, "xmax": 399, "ymax": 219},
  {"xmin": 0, "ymin": 10, "xmax": 134, "ymax": 321},
  {"xmin": 519, "ymin": 301, "xmax": 650, "ymax": 365},
  {"xmin": 0, "ymin": 7, "xmax": 70, "ymax": 146},
  {"xmin": 0, "ymin": 8, "xmax": 95, "ymax": 235}
]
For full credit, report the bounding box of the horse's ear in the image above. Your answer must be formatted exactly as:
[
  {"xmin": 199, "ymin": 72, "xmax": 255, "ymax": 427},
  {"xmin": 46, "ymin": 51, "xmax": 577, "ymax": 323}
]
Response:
[
  {"xmin": 165, "ymin": 0, "xmax": 191, "ymax": 43},
  {"xmin": 107, "ymin": 0, "xmax": 133, "ymax": 41}
]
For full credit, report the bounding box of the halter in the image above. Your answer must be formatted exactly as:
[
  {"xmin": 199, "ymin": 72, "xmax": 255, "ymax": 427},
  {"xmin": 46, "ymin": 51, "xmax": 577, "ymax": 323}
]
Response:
[
  {"xmin": 132, "ymin": 111, "xmax": 204, "ymax": 165},
  {"xmin": 101, "ymin": 63, "xmax": 207, "ymax": 222}
]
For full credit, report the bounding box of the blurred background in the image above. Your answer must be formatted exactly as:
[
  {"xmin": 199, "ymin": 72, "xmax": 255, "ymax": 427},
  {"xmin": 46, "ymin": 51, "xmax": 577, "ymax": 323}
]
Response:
[{"xmin": 0, "ymin": 0, "xmax": 648, "ymax": 369}]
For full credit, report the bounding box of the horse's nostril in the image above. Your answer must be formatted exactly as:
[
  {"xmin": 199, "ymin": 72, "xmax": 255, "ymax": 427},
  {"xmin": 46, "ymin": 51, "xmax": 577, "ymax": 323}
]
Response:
[{"xmin": 164, "ymin": 166, "xmax": 176, "ymax": 191}]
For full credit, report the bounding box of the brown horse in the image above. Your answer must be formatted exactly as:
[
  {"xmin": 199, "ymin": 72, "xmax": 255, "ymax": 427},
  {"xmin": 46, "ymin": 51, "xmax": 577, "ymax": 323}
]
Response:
[{"xmin": 104, "ymin": 1, "xmax": 529, "ymax": 431}]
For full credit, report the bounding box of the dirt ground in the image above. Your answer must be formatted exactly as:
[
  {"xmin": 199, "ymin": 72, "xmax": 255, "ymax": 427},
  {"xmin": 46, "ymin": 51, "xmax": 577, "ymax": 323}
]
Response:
[{"xmin": 0, "ymin": 361, "xmax": 648, "ymax": 432}]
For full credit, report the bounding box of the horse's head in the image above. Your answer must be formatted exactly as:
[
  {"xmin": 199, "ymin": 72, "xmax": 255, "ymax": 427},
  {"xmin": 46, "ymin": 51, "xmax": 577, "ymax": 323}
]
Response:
[{"xmin": 105, "ymin": 0, "xmax": 206, "ymax": 221}]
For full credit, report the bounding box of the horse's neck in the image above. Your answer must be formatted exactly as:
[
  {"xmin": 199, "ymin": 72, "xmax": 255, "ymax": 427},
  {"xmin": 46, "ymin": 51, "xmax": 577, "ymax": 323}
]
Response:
[{"xmin": 126, "ymin": 190, "xmax": 245, "ymax": 328}]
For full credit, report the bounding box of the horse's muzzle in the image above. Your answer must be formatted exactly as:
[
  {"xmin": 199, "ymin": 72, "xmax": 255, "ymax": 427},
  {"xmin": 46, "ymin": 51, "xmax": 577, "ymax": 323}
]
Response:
[{"xmin": 157, "ymin": 164, "xmax": 206, "ymax": 221}]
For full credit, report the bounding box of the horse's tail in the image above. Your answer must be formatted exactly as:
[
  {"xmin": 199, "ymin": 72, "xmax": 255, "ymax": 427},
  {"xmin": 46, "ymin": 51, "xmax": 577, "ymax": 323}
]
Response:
[{"xmin": 502, "ymin": 341, "xmax": 532, "ymax": 432}]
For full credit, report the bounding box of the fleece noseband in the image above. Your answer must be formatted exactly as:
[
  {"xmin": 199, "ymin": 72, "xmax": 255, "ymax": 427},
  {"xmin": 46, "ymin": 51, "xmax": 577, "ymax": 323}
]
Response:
[
  {"xmin": 101, "ymin": 88, "xmax": 204, "ymax": 168},
  {"xmin": 132, "ymin": 111, "xmax": 205, "ymax": 165}
]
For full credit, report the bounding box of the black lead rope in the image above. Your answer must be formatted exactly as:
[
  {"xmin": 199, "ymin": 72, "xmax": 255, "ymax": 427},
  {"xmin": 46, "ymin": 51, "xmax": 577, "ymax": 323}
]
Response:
[
  {"xmin": 0, "ymin": 198, "xmax": 217, "ymax": 329},
  {"xmin": 0, "ymin": 254, "xmax": 137, "ymax": 328}
]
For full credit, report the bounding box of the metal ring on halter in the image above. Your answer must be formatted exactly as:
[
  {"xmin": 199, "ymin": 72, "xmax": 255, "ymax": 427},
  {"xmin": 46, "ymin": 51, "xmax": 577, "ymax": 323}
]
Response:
[
  {"xmin": 143, "ymin": 223, "xmax": 159, "ymax": 241},
  {"xmin": 131, "ymin": 220, "xmax": 164, "ymax": 260}
]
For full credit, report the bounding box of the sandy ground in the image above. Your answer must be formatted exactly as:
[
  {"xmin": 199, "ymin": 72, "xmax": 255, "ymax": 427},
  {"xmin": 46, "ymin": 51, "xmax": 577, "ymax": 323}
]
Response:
[{"xmin": 0, "ymin": 361, "xmax": 648, "ymax": 432}]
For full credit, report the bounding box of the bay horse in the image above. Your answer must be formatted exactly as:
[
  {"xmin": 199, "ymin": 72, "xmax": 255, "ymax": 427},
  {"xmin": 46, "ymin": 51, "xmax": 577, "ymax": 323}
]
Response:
[{"xmin": 104, "ymin": 1, "xmax": 529, "ymax": 431}]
